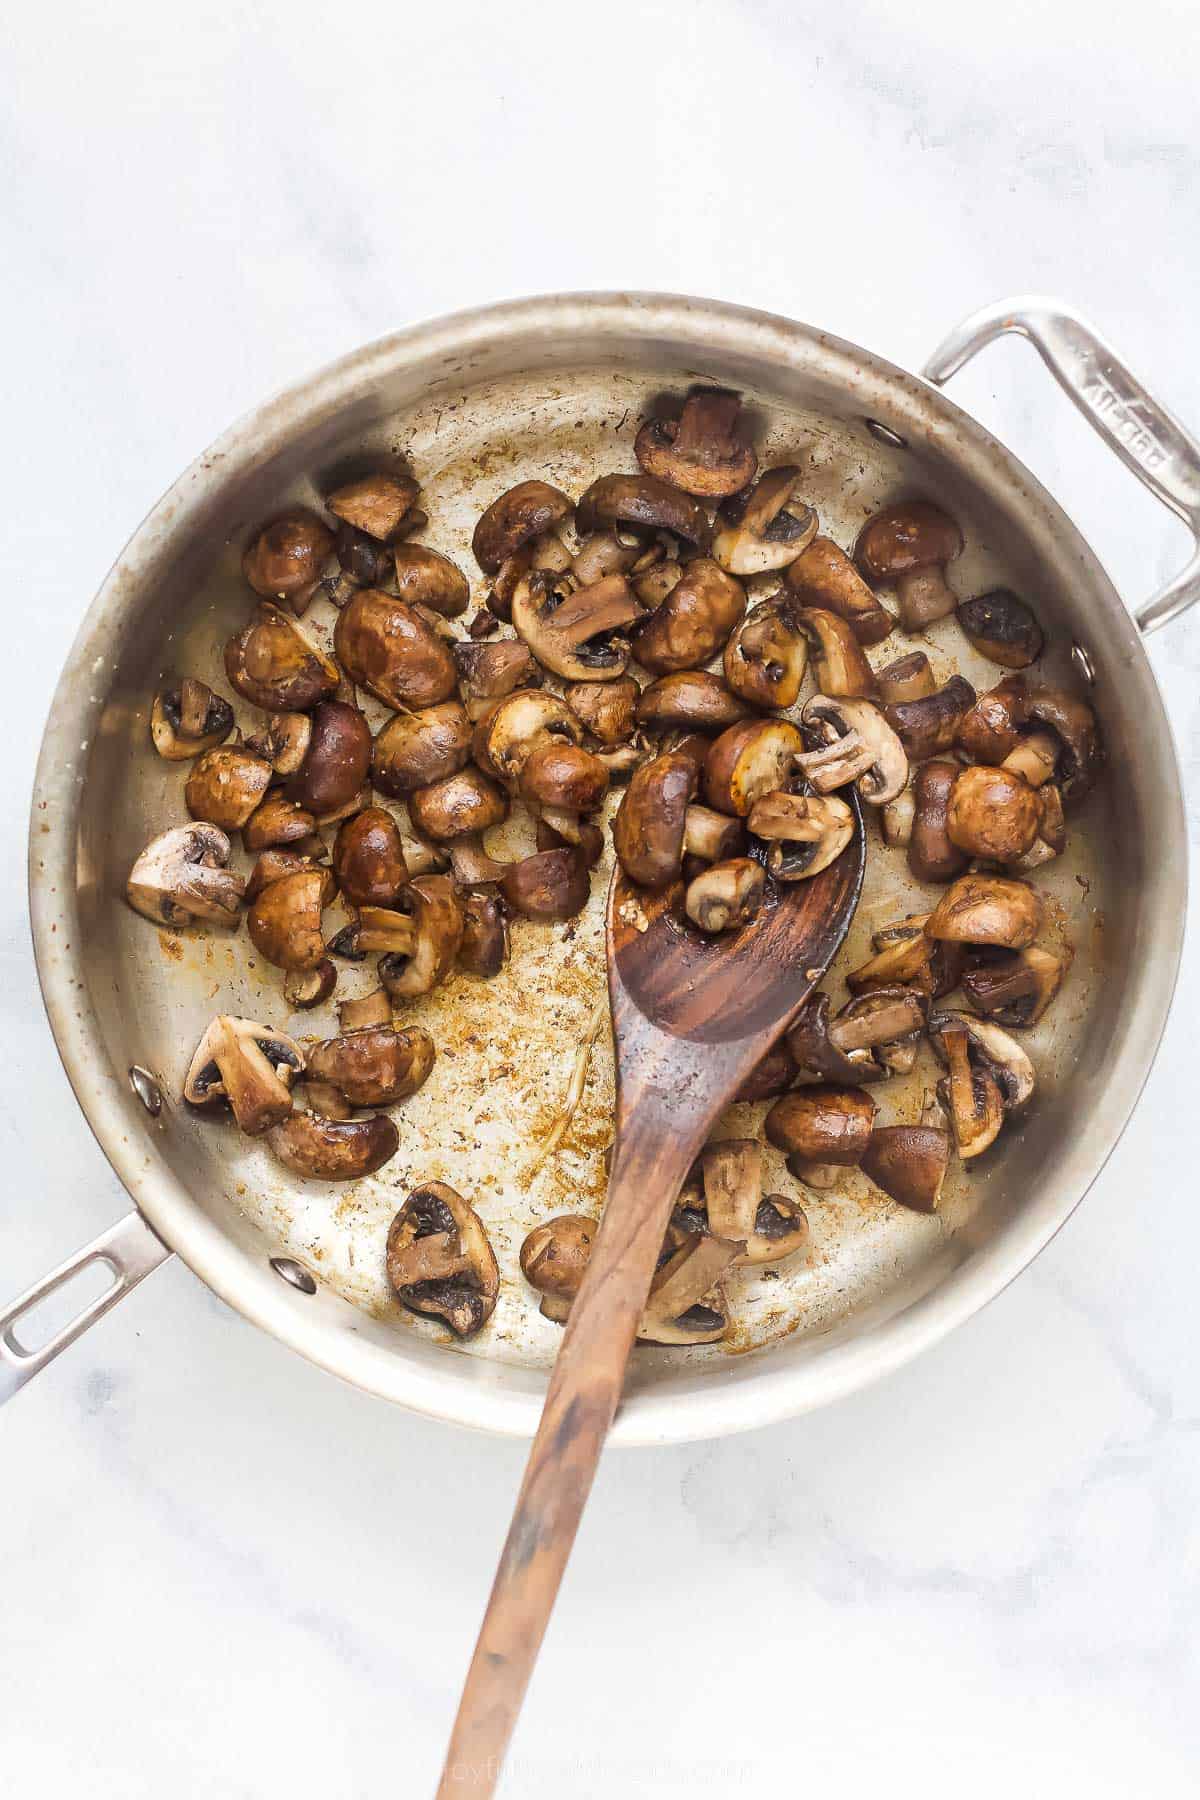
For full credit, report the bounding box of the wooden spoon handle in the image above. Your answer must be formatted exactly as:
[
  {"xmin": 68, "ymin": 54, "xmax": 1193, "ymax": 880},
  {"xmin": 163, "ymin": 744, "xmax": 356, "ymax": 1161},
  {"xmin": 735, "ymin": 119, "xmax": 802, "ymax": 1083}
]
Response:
[{"xmin": 436, "ymin": 1129, "xmax": 695, "ymax": 1797}]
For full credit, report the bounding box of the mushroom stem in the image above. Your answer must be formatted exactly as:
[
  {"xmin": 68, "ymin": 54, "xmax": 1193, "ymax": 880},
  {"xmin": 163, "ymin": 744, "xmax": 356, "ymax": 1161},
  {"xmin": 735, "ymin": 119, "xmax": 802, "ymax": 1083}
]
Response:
[
  {"xmin": 449, "ymin": 836, "xmax": 508, "ymax": 887},
  {"xmin": 337, "ymin": 988, "xmax": 393, "ymax": 1032},
  {"xmin": 356, "ymin": 906, "xmax": 418, "ymax": 956},
  {"xmin": 682, "ymin": 804, "xmax": 744, "ymax": 863},
  {"xmin": 828, "ymin": 994, "xmax": 924, "ymax": 1052},
  {"xmin": 1001, "ymin": 730, "xmax": 1059, "ymax": 788}
]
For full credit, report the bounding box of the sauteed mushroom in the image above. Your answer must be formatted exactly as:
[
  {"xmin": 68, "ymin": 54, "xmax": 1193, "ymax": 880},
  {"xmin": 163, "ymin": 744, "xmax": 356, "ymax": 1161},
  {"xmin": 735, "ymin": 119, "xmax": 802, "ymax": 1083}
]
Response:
[
  {"xmin": 746, "ymin": 790, "xmax": 854, "ymax": 880},
  {"xmin": 150, "ymin": 680, "xmax": 234, "ymax": 760},
  {"xmin": 520, "ymin": 741, "xmax": 609, "ymax": 845},
  {"xmin": 409, "ymin": 765, "xmax": 509, "ymax": 886},
  {"xmin": 961, "ymin": 944, "xmax": 1072, "ymax": 1027},
  {"xmin": 685, "ymin": 857, "xmax": 765, "ymax": 933},
  {"xmin": 472, "ymin": 481, "xmax": 573, "ymax": 575},
  {"xmin": 881, "ymin": 785, "xmax": 915, "ymax": 850},
  {"xmin": 635, "ymin": 671, "xmax": 749, "ymax": 735},
  {"xmin": 245, "ymin": 846, "xmax": 327, "ymax": 901},
  {"xmin": 957, "ymin": 589, "xmax": 1044, "ymax": 668},
  {"xmin": 796, "ymin": 608, "xmax": 877, "ymax": 699},
  {"xmin": 512, "ymin": 571, "xmax": 643, "ymax": 681},
  {"xmin": 875, "ymin": 651, "xmax": 935, "ymax": 705},
  {"xmin": 283, "ymin": 699, "xmax": 371, "ymax": 816},
  {"xmin": 785, "ymin": 535, "xmax": 893, "ymax": 645},
  {"xmin": 337, "ymin": 988, "xmax": 392, "ymax": 1033},
  {"xmin": 377, "ymin": 874, "xmax": 464, "ymax": 999},
  {"xmin": 458, "ymin": 891, "xmax": 508, "ymax": 978},
  {"xmin": 327, "ymin": 470, "xmax": 420, "ymax": 542},
  {"xmin": 1023, "ymin": 688, "xmax": 1101, "ymax": 802},
  {"xmin": 224, "ymin": 602, "xmax": 340, "ymax": 713},
  {"xmin": 306, "ymin": 1024, "xmax": 435, "ymax": 1106},
  {"xmin": 242, "ymin": 793, "xmax": 317, "ymax": 852},
  {"xmin": 391, "ymin": 542, "xmax": 470, "ymax": 616},
  {"xmin": 242, "ymin": 508, "xmax": 335, "ymax": 613},
  {"xmin": 796, "ymin": 695, "xmax": 907, "ymax": 804},
  {"xmin": 908, "ymin": 760, "xmax": 969, "ymax": 883},
  {"xmin": 861, "ymin": 1101, "xmax": 951, "ymax": 1212},
  {"xmin": 856, "ymin": 500, "xmax": 963, "ymax": 629},
  {"xmin": 703, "ymin": 718, "xmax": 804, "ymax": 817},
  {"xmin": 500, "ymin": 847, "xmax": 590, "ymax": 920},
  {"xmin": 787, "ymin": 987, "xmax": 927, "ymax": 1084},
  {"xmin": 639, "ymin": 1231, "xmax": 739, "ymax": 1345},
  {"xmin": 693, "ymin": 1139, "xmax": 810, "ymax": 1266},
  {"xmin": 929, "ymin": 1011, "xmax": 1035, "ymax": 1159},
  {"xmin": 520, "ymin": 1214, "xmax": 597, "ymax": 1323},
  {"xmin": 575, "ymin": 473, "xmax": 711, "ymax": 552},
  {"xmin": 945, "ymin": 764, "xmax": 1040, "ymax": 862},
  {"xmin": 926, "ymin": 873, "xmax": 1043, "ymax": 949},
  {"xmin": 332, "ymin": 807, "xmax": 409, "ymax": 907},
  {"xmin": 882, "ymin": 675, "xmax": 976, "ymax": 759},
  {"xmin": 185, "ymin": 745, "xmax": 272, "ymax": 831},
  {"xmin": 846, "ymin": 915, "xmax": 964, "ymax": 1000},
  {"xmin": 244, "ymin": 711, "xmax": 312, "ymax": 778},
  {"xmin": 634, "ymin": 388, "xmax": 757, "ymax": 498},
  {"xmin": 957, "ymin": 676, "xmax": 1029, "ymax": 763},
  {"xmin": 1013, "ymin": 782, "xmax": 1067, "ymax": 871},
  {"xmin": 632, "ymin": 559, "xmax": 746, "ymax": 676},
  {"xmin": 387, "ymin": 1183, "xmax": 499, "ymax": 1338},
  {"xmin": 564, "ymin": 677, "xmax": 638, "ymax": 747},
  {"xmin": 765, "ymin": 1085, "xmax": 876, "ymax": 1171},
  {"xmin": 269, "ymin": 1109, "xmax": 399, "ymax": 1180},
  {"xmin": 248, "ymin": 866, "xmax": 333, "ymax": 970},
  {"xmin": 613, "ymin": 749, "xmax": 698, "ymax": 887},
  {"xmin": 284, "ymin": 960, "xmax": 338, "ymax": 1010},
  {"xmin": 472, "ymin": 690, "xmax": 583, "ymax": 791},
  {"xmin": 127, "ymin": 823, "xmax": 246, "ymax": 926},
  {"xmin": 453, "ymin": 641, "xmax": 542, "ymax": 721},
  {"xmin": 183, "ymin": 1015, "xmax": 304, "ymax": 1134},
  {"xmin": 723, "ymin": 597, "xmax": 808, "ymax": 709},
  {"xmin": 372, "ymin": 700, "xmax": 472, "ymax": 797},
  {"xmin": 334, "ymin": 590, "xmax": 458, "ymax": 709},
  {"xmin": 712, "ymin": 467, "xmax": 816, "ymax": 575}
]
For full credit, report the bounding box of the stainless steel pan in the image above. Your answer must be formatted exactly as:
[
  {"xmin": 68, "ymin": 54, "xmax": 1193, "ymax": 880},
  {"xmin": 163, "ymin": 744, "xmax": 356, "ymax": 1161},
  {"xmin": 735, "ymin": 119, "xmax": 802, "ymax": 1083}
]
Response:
[{"xmin": 5, "ymin": 293, "xmax": 1194, "ymax": 1442}]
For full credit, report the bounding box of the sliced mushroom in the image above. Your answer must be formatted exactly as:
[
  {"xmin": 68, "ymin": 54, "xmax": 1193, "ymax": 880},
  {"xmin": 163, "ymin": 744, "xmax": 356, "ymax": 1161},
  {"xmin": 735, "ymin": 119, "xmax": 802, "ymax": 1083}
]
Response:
[
  {"xmin": 333, "ymin": 589, "xmax": 457, "ymax": 710},
  {"xmin": 956, "ymin": 676, "xmax": 1029, "ymax": 764},
  {"xmin": 631, "ymin": 559, "xmax": 746, "ymax": 676},
  {"xmin": 472, "ymin": 481, "xmax": 574, "ymax": 576},
  {"xmin": 326, "ymin": 470, "xmax": 420, "ymax": 542},
  {"xmin": 845, "ymin": 915, "xmax": 964, "ymax": 1001},
  {"xmin": 925, "ymin": 873, "xmax": 1043, "ymax": 949},
  {"xmin": 224, "ymin": 602, "xmax": 340, "ymax": 712},
  {"xmin": 764, "ymin": 1085, "xmax": 876, "ymax": 1165},
  {"xmin": 453, "ymin": 640, "xmax": 542, "ymax": 721},
  {"xmin": 784, "ymin": 535, "xmax": 893, "ymax": 645},
  {"xmin": 472, "ymin": 689, "xmax": 584, "ymax": 792},
  {"xmin": 575, "ymin": 473, "xmax": 711, "ymax": 553},
  {"xmin": 150, "ymin": 680, "xmax": 235, "ymax": 760},
  {"xmin": 390, "ymin": 542, "xmax": 470, "ymax": 616},
  {"xmin": 563, "ymin": 677, "xmax": 638, "ymax": 747},
  {"xmin": 881, "ymin": 675, "xmax": 976, "ymax": 759},
  {"xmin": 945, "ymin": 763, "xmax": 1040, "ymax": 862},
  {"xmin": 244, "ymin": 711, "xmax": 312, "ymax": 778},
  {"xmin": 242, "ymin": 793, "xmax": 318, "ymax": 852},
  {"xmin": 387, "ymin": 1183, "xmax": 499, "ymax": 1338},
  {"xmin": 242, "ymin": 508, "xmax": 335, "ymax": 614},
  {"xmin": 185, "ymin": 745, "xmax": 273, "ymax": 831},
  {"xmin": 638, "ymin": 1230, "xmax": 739, "ymax": 1345},
  {"xmin": 283, "ymin": 960, "xmax": 338, "ymax": 1010},
  {"xmin": 306, "ymin": 1024, "xmax": 435, "ymax": 1106},
  {"xmin": 635, "ymin": 671, "xmax": 749, "ymax": 735},
  {"xmin": 693, "ymin": 1139, "xmax": 809, "ymax": 1266},
  {"xmin": 875, "ymin": 651, "xmax": 935, "ymax": 705},
  {"xmin": 332, "ymin": 807, "xmax": 409, "ymax": 907},
  {"xmin": 612, "ymin": 750, "xmax": 699, "ymax": 887},
  {"xmin": 685, "ymin": 857, "xmax": 765, "ymax": 933},
  {"xmin": 702, "ymin": 718, "xmax": 804, "ymax": 818},
  {"xmin": 796, "ymin": 695, "xmax": 907, "ymax": 805},
  {"xmin": 786, "ymin": 986, "xmax": 926, "ymax": 1084},
  {"xmin": 712, "ymin": 467, "xmax": 816, "ymax": 575},
  {"xmin": 957, "ymin": 589, "xmax": 1044, "ymax": 669},
  {"xmin": 796, "ymin": 607, "xmax": 877, "ymax": 699},
  {"xmin": 519, "ymin": 1214, "xmax": 597, "ymax": 1323},
  {"xmin": 459, "ymin": 891, "xmax": 508, "ymax": 978},
  {"xmin": 908, "ymin": 759, "xmax": 970, "ymax": 883},
  {"xmin": 855, "ymin": 500, "xmax": 963, "ymax": 629},
  {"xmin": 929, "ymin": 1011, "xmax": 1035, "ymax": 1159},
  {"xmin": 961, "ymin": 944, "xmax": 1072, "ymax": 1027},
  {"xmin": 722, "ymin": 596, "xmax": 808, "ymax": 709},
  {"xmin": 268, "ymin": 1109, "xmax": 399, "ymax": 1180},
  {"xmin": 634, "ymin": 388, "xmax": 756, "ymax": 498},
  {"xmin": 247, "ymin": 867, "xmax": 333, "ymax": 971},
  {"xmin": 183, "ymin": 1015, "xmax": 304, "ymax": 1134},
  {"xmin": 512, "ymin": 570, "xmax": 643, "ymax": 682},
  {"xmin": 747, "ymin": 790, "xmax": 854, "ymax": 880},
  {"xmin": 500, "ymin": 848, "xmax": 590, "ymax": 920},
  {"xmin": 377, "ymin": 873, "xmax": 464, "ymax": 999},
  {"xmin": 127, "ymin": 823, "xmax": 246, "ymax": 927},
  {"xmin": 861, "ymin": 1109, "xmax": 951, "ymax": 1213}
]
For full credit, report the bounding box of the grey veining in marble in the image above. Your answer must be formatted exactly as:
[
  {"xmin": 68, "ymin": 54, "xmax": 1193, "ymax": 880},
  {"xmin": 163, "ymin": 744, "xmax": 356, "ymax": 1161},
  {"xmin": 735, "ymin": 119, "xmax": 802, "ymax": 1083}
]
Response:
[{"xmin": 3, "ymin": 0, "xmax": 1199, "ymax": 1793}]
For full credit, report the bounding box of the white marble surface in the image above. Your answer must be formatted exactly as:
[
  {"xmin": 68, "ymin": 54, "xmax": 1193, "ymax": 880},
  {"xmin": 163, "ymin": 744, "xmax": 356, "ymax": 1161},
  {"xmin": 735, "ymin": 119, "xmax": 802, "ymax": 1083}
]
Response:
[{"xmin": 4, "ymin": 1, "xmax": 1200, "ymax": 1793}]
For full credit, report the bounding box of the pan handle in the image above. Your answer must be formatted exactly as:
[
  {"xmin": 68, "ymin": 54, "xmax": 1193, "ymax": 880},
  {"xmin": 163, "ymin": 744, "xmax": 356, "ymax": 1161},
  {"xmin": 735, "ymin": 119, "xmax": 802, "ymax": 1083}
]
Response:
[
  {"xmin": 0, "ymin": 1212, "xmax": 172, "ymax": 1406},
  {"xmin": 922, "ymin": 296, "xmax": 1200, "ymax": 633}
]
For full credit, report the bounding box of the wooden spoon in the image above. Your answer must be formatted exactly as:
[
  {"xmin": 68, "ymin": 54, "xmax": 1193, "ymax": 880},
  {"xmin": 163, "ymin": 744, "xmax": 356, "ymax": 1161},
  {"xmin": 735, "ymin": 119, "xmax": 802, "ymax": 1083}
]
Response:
[{"xmin": 438, "ymin": 812, "xmax": 865, "ymax": 1796}]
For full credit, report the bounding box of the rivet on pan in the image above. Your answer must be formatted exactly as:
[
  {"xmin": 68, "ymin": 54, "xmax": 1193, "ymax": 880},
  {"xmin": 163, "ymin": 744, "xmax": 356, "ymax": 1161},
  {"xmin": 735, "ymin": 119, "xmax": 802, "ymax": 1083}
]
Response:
[
  {"xmin": 1071, "ymin": 642, "xmax": 1097, "ymax": 685},
  {"xmin": 270, "ymin": 1257, "xmax": 317, "ymax": 1295},
  {"xmin": 129, "ymin": 1065, "xmax": 163, "ymax": 1116},
  {"xmin": 864, "ymin": 418, "xmax": 908, "ymax": 449}
]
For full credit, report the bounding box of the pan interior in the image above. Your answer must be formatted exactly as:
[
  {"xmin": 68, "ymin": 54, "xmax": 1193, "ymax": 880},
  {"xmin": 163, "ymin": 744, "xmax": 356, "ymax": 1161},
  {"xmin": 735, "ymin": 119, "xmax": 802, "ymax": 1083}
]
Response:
[{"xmin": 48, "ymin": 313, "xmax": 1144, "ymax": 1431}]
